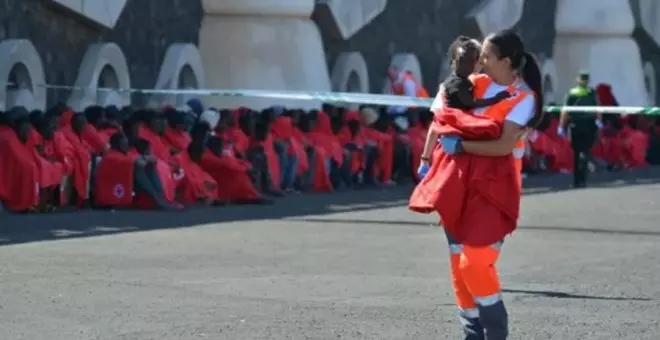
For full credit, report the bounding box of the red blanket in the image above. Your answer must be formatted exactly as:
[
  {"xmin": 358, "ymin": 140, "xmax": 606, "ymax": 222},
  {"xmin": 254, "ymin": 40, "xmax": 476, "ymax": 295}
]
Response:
[
  {"xmin": 409, "ymin": 108, "xmax": 520, "ymax": 246},
  {"xmin": 199, "ymin": 150, "xmax": 261, "ymax": 202},
  {"xmin": 0, "ymin": 128, "xmax": 40, "ymax": 211},
  {"xmin": 94, "ymin": 150, "xmax": 137, "ymax": 207}
]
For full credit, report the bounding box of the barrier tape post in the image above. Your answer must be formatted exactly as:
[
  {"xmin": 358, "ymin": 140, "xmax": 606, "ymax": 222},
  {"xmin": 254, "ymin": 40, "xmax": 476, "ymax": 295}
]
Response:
[{"xmin": 3, "ymin": 82, "xmax": 660, "ymax": 115}]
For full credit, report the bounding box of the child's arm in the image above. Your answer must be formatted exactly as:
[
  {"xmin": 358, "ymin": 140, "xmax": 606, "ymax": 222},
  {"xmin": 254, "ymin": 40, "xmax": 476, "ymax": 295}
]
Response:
[
  {"xmin": 421, "ymin": 128, "xmax": 438, "ymax": 163},
  {"xmin": 457, "ymin": 90, "xmax": 510, "ymax": 109}
]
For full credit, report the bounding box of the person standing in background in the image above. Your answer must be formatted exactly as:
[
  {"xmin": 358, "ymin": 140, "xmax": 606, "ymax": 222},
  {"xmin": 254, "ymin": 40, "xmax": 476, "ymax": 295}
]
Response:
[
  {"xmin": 386, "ymin": 66, "xmax": 429, "ymax": 115},
  {"xmin": 558, "ymin": 71, "xmax": 603, "ymax": 188}
]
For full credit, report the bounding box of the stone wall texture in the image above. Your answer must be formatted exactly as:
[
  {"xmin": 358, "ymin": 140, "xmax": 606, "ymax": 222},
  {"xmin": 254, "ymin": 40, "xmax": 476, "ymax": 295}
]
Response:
[
  {"xmin": 1, "ymin": 0, "xmax": 660, "ymax": 108},
  {"xmin": 317, "ymin": 0, "xmax": 558, "ymax": 95},
  {"xmin": 0, "ymin": 0, "xmax": 204, "ymax": 104}
]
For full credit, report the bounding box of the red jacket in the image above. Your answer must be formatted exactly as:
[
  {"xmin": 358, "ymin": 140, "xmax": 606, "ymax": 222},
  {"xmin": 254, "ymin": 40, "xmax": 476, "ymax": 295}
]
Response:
[{"xmin": 409, "ymin": 107, "xmax": 521, "ymax": 246}]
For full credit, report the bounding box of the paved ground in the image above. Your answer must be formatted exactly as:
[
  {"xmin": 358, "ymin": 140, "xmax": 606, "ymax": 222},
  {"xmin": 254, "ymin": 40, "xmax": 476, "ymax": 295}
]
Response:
[{"xmin": 1, "ymin": 169, "xmax": 659, "ymax": 340}]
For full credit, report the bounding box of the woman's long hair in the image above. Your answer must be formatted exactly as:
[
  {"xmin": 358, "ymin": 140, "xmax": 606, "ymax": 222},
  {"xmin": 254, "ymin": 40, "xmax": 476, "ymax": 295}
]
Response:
[{"xmin": 487, "ymin": 30, "xmax": 544, "ymax": 128}]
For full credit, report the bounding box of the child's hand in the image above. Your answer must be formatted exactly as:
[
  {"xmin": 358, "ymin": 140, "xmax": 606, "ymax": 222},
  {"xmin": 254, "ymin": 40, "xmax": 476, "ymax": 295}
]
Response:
[
  {"xmin": 417, "ymin": 161, "xmax": 430, "ymax": 179},
  {"xmin": 495, "ymin": 91, "xmax": 511, "ymax": 100}
]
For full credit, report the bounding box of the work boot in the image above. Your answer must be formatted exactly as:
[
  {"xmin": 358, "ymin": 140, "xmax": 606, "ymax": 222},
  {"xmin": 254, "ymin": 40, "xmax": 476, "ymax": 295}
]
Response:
[
  {"xmin": 478, "ymin": 301, "xmax": 508, "ymax": 340},
  {"xmin": 459, "ymin": 309, "xmax": 485, "ymax": 340}
]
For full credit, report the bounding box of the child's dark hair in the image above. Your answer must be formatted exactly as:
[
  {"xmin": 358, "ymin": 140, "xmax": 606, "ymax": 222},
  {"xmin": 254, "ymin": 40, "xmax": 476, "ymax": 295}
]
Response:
[
  {"xmin": 134, "ymin": 138, "xmax": 151, "ymax": 155},
  {"xmin": 486, "ymin": 30, "xmax": 544, "ymax": 128},
  {"xmin": 109, "ymin": 132, "xmax": 126, "ymax": 151},
  {"xmin": 447, "ymin": 36, "xmax": 479, "ymax": 62}
]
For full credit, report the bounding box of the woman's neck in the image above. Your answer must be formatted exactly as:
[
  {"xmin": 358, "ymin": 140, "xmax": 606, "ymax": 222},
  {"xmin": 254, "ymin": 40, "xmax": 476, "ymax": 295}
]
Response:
[{"xmin": 492, "ymin": 73, "xmax": 516, "ymax": 86}]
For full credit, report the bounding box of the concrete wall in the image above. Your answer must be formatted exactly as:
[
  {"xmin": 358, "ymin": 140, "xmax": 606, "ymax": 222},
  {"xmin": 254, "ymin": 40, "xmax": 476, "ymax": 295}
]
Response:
[
  {"xmin": 2, "ymin": 0, "xmax": 660, "ymax": 111},
  {"xmin": 198, "ymin": 0, "xmax": 330, "ymax": 110},
  {"xmin": 0, "ymin": 0, "xmax": 203, "ymax": 109},
  {"xmin": 317, "ymin": 0, "xmax": 557, "ymax": 99}
]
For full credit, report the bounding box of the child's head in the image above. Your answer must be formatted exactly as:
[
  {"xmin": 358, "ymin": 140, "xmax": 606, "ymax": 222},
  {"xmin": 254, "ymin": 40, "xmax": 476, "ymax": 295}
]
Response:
[
  {"xmin": 134, "ymin": 138, "xmax": 152, "ymax": 156},
  {"xmin": 448, "ymin": 36, "xmax": 481, "ymax": 77},
  {"xmin": 109, "ymin": 132, "xmax": 130, "ymax": 153}
]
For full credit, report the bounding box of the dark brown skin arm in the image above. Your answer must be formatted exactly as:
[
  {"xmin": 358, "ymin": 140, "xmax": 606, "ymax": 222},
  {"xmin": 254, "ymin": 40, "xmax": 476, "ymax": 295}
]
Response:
[
  {"xmin": 456, "ymin": 90, "xmax": 505, "ymax": 109},
  {"xmin": 462, "ymin": 121, "xmax": 527, "ymax": 156}
]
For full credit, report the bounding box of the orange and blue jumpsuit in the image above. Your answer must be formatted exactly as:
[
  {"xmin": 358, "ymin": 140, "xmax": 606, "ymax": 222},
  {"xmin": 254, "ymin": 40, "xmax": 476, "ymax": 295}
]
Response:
[{"xmin": 435, "ymin": 74, "xmax": 531, "ymax": 340}]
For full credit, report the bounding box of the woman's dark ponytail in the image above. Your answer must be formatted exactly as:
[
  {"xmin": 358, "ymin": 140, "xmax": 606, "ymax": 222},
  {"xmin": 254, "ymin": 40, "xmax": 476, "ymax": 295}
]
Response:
[
  {"xmin": 487, "ymin": 30, "xmax": 545, "ymax": 128},
  {"xmin": 519, "ymin": 51, "xmax": 544, "ymax": 128}
]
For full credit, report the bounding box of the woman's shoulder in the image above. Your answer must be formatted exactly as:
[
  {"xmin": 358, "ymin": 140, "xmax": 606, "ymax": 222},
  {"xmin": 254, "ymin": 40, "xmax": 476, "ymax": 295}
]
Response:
[
  {"xmin": 514, "ymin": 79, "xmax": 534, "ymax": 95},
  {"xmin": 468, "ymin": 73, "xmax": 490, "ymax": 83}
]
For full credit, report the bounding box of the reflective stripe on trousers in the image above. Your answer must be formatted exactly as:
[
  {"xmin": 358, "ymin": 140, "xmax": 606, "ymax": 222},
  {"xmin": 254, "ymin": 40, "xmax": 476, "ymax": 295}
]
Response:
[
  {"xmin": 512, "ymin": 147, "xmax": 525, "ymax": 159},
  {"xmin": 447, "ymin": 233, "xmax": 504, "ymax": 309},
  {"xmin": 447, "ymin": 231, "xmax": 509, "ymax": 339}
]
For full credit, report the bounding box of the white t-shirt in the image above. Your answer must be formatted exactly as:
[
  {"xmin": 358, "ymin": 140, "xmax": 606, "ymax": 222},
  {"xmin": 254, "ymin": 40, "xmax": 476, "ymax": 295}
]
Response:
[{"xmin": 430, "ymin": 78, "xmax": 535, "ymax": 127}]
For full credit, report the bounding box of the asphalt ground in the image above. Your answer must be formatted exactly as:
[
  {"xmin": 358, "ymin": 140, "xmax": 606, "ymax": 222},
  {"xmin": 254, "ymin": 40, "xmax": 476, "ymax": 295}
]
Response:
[{"xmin": 0, "ymin": 169, "xmax": 659, "ymax": 340}]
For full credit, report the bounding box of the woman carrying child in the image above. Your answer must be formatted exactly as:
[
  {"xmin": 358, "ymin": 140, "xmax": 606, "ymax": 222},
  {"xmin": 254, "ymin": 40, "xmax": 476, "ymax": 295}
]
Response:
[{"xmin": 410, "ymin": 30, "xmax": 544, "ymax": 340}]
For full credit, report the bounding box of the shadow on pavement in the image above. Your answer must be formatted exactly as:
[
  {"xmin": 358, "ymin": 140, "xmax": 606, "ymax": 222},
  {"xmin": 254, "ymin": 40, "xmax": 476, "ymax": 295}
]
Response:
[
  {"xmin": 287, "ymin": 217, "xmax": 660, "ymax": 238},
  {"xmin": 0, "ymin": 186, "xmax": 412, "ymax": 246},
  {"xmin": 1, "ymin": 167, "xmax": 659, "ymax": 247},
  {"xmin": 522, "ymin": 166, "xmax": 660, "ymax": 196},
  {"xmin": 503, "ymin": 288, "xmax": 652, "ymax": 301}
]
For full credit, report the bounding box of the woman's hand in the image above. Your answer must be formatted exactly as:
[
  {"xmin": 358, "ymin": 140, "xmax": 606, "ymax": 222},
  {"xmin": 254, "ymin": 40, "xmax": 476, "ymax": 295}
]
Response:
[{"xmin": 440, "ymin": 135, "xmax": 464, "ymax": 155}]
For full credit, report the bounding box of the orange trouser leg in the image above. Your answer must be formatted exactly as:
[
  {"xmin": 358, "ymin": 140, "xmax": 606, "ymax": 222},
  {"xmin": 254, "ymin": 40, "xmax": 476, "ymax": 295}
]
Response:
[
  {"xmin": 450, "ymin": 251, "xmax": 478, "ymax": 310},
  {"xmin": 447, "ymin": 236, "xmax": 508, "ymax": 339},
  {"xmin": 459, "ymin": 244, "xmax": 502, "ymax": 305}
]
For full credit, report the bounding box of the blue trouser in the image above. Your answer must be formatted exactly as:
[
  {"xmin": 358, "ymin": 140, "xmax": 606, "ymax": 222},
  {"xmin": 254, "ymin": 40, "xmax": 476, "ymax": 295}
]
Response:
[
  {"xmin": 278, "ymin": 150, "xmax": 299, "ymax": 190},
  {"xmin": 330, "ymin": 150, "xmax": 353, "ymax": 189},
  {"xmin": 296, "ymin": 147, "xmax": 317, "ymax": 190},
  {"xmin": 362, "ymin": 144, "xmax": 379, "ymax": 184}
]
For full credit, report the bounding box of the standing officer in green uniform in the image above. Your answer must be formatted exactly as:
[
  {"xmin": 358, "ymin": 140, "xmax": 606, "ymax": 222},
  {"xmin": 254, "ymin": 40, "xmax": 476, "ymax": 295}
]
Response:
[{"xmin": 557, "ymin": 71, "xmax": 603, "ymax": 188}]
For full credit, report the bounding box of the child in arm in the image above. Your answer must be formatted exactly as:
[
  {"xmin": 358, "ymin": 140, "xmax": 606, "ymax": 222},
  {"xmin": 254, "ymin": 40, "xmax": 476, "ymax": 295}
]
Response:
[
  {"xmin": 418, "ymin": 37, "xmax": 509, "ymax": 177},
  {"xmin": 443, "ymin": 36, "xmax": 510, "ymax": 111}
]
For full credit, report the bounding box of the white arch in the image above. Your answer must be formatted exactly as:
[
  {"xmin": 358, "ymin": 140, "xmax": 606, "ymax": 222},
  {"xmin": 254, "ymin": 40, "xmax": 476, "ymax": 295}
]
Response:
[
  {"xmin": 150, "ymin": 43, "xmax": 205, "ymax": 107},
  {"xmin": 383, "ymin": 53, "xmax": 424, "ymax": 94},
  {"xmin": 202, "ymin": 0, "xmax": 314, "ymax": 17},
  {"xmin": 67, "ymin": 43, "xmax": 131, "ymax": 111},
  {"xmin": 643, "ymin": 61, "xmax": 657, "ymax": 106},
  {"xmin": 98, "ymin": 91, "xmax": 125, "ymax": 107},
  {"xmin": 639, "ymin": 0, "xmax": 660, "ymax": 45},
  {"xmin": 556, "ymin": 0, "xmax": 634, "ymax": 36},
  {"xmin": 51, "ymin": 0, "xmax": 128, "ymax": 29},
  {"xmin": 330, "ymin": 52, "xmax": 369, "ymax": 93},
  {"xmin": 0, "ymin": 39, "xmax": 46, "ymax": 111},
  {"xmin": 314, "ymin": 0, "xmax": 388, "ymax": 39},
  {"xmin": 468, "ymin": 0, "xmax": 525, "ymax": 36}
]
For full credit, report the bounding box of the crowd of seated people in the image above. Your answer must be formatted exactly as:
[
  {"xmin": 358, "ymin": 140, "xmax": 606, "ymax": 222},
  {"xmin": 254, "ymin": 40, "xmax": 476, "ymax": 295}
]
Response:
[
  {"xmin": 524, "ymin": 83, "xmax": 660, "ymax": 173},
  {"xmin": 524, "ymin": 83, "xmax": 660, "ymax": 174},
  {"xmin": 0, "ymin": 100, "xmax": 435, "ymax": 213},
  {"xmin": 0, "ymin": 97, "xmax": 658, "ymax": 213},
  {"xmin": 524, "ymin": 111, "xmax": 660, "ymax": 174}
]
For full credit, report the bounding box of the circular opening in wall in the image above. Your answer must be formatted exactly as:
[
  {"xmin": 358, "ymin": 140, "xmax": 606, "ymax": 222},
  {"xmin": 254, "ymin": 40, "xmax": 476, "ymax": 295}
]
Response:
[
  {"xmin": 344, "ymin": 70, "xmax": 362, "ymax": 110},
  {"xmin": 643, "ymin": 62, "xmax": 656, "ymax": 105},
  {"xmin": 6, "ymin": 63, "xmax": 32, "ymax": 91},
  {"xmin": 346, "ymin": 70, "xmax": 360, "ymax": 93},
  {"xmin": 6, "ymin": 63, "xmax": 35, "ymax": 110},
  {"xmin": 543, "ymin": 74, "xmax": 555, "ymax": 104},
  {"xmin": 178, "ymin": 65, "xmax": 198, "ymax": 89},
  {"xmin": 98, "ymin": 65, "xmax": 119, "ymax": 88},
  {"xmin": 96, "ymin": 65, "xmax": 120, "ymax": 106}
]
